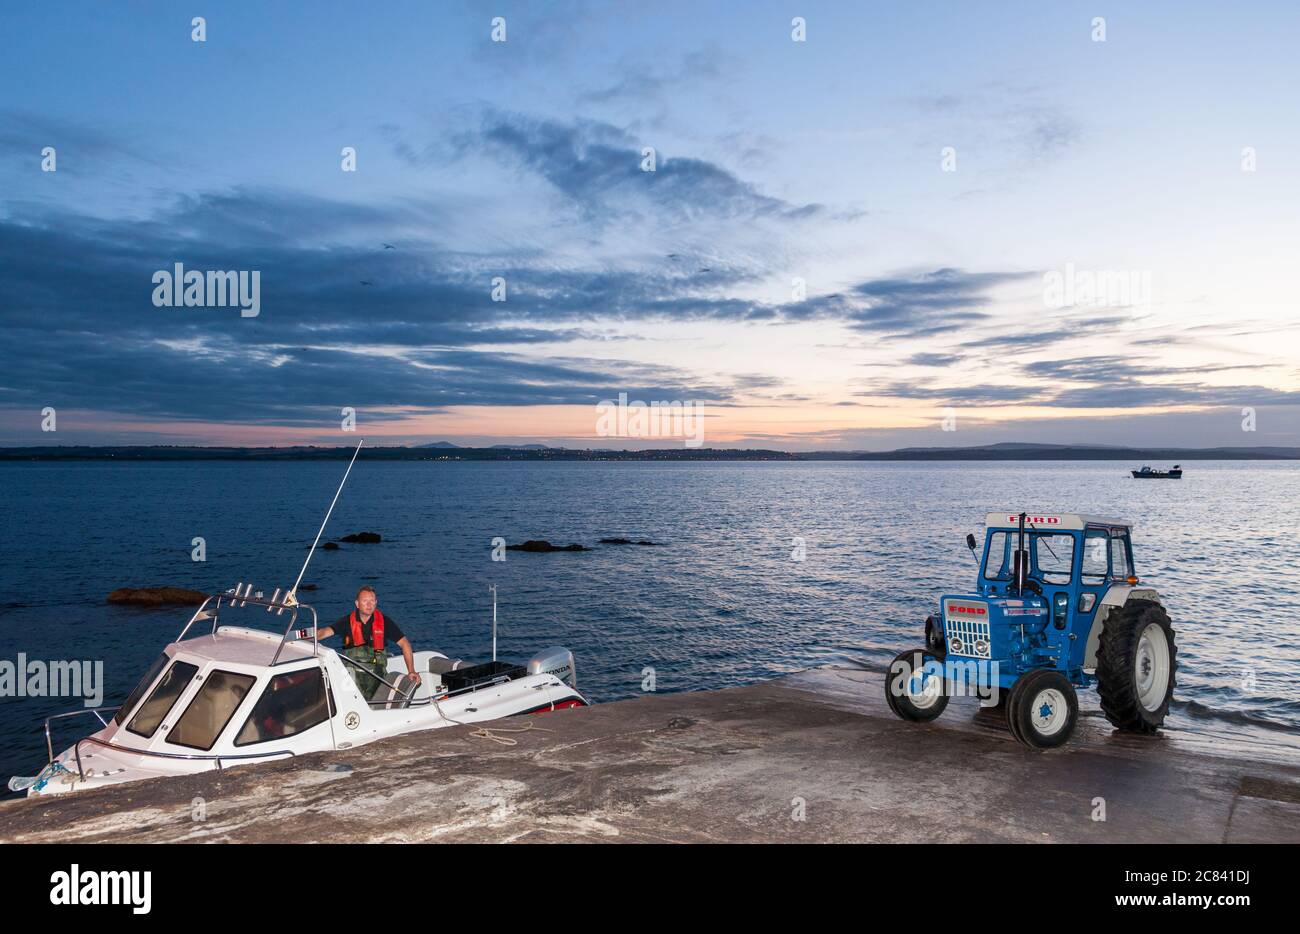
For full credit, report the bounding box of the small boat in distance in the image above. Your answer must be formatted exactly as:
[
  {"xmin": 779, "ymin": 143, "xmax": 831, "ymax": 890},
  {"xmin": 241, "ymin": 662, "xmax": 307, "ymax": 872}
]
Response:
[{"xmin": 1131, "ymin": 464, "xmax": 1183, "ymax": 479}]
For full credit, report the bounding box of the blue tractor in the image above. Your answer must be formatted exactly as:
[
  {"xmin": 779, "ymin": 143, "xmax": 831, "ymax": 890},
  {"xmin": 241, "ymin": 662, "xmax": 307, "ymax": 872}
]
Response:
[{"xmin": 885, "ymin": 512, "xmax": 1177, "ymax": 749}]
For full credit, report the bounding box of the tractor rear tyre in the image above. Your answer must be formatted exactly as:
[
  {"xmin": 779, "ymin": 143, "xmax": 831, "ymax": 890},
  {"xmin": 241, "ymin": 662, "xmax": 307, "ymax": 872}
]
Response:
[
  {"xmin": 885, "ymin": 649, "xmax": 949, "ymax": 722},
  {"xmin": 1096, "ymin": 599, "xmax": 1177, "ymax": 732},
  {"xmin": 1007, "ymin": 669, "xmax": 1078, "ymax": 749}
]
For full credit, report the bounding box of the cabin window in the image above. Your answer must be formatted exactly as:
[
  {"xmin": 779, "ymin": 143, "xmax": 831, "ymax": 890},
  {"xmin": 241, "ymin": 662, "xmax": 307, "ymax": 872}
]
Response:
[
  {"xmin": 115, "ymin": 653, "xmax": 171, "ymax": 726},
  {"xmin": 982, "ymin": 532, "xmax": 1012, "ymax": 580},
  {"xmin": 1031, "ymin": 533, "xmax": 1075, "ymax": 584},
  {"xmin": 1110, "ymin": 536, "xmax": 1132, "ymax": 579},
  {"xmin": 234, "ymin": 667, "xmax": 332, "ymax": 746},
  {"xmin": 126, "ymin": 660, "xmax": 199, "ymax": 738},
  {"xmin": 168, "ymin": 669, "xmax": 256, "ymax": 751},
  {"xmin": 1082, "ymin": 531, "xmax": 1110, "ymax": 581}
]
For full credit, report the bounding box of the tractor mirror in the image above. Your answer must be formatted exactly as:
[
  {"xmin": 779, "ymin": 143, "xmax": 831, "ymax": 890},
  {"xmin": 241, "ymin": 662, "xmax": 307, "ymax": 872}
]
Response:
[{"xmin": 965, "ymin": 533, "xmax": 977, "ymax": 551}]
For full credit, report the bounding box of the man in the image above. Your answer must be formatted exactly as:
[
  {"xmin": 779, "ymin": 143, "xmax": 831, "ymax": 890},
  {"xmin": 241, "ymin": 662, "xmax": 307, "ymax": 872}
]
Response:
[{"xmin": 316, "ymin": 586, "xmax": 418, "ymax": 699}]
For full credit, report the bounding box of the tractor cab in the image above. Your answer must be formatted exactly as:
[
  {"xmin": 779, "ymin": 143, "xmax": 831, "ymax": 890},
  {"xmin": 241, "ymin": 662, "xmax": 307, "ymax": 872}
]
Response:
[
  {"xmin": 971, "ymin": 514, "xmax": 1137, "ymax": 670},
  {"xmin": 936, "ymin": 513, "xmax": 1139, "ymax": 680}
]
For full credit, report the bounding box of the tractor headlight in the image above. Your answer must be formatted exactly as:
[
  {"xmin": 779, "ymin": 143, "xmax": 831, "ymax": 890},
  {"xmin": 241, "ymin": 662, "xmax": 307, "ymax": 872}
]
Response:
[
  {"xmin": 974, "ymin": 639, "xmax": 989, "ymax": 656},
  {"xmin": 948, "ymin": 637, "xmax": 964, "ymax": 654},
  {"xmin": 1078, "ymin": 593, "xmax": 1097, "ymax": 613}
]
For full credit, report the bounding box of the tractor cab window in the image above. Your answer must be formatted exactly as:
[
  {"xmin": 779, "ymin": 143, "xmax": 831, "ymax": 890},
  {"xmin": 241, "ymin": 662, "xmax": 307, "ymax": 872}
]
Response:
[
  {"xmin": 1082, "ymin": 530, "xmax": 1111, "ymax": 581},
  {"xmin": 1031, "ymin": 533, "xmax": 1075, "ymax": 584},
  {"xmin": 1110, "ymin": 533, "xmax": 1132, "ymax": 579},
  {"xmin": 982, "ymin": 532, "xmax": 1013, "ymax": 581}
]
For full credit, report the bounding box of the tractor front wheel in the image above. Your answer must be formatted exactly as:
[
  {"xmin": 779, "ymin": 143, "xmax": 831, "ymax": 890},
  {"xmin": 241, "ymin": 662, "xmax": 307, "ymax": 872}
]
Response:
[
  {"xmin": 884, "ymin": 649, "xmax": 949, "ymax": 722},
  {"xmin": 1096, "ymin": 599, "xmax": 1177, "ymax": 732},
  {"xmin": 1006, "ymin": 669, "xmax": 1078, "ymax": 749}
]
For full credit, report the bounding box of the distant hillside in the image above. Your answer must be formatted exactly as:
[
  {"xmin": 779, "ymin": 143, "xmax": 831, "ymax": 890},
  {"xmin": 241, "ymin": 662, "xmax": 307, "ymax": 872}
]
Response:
[
  {"xmin": 1, "ymin": 443, "xmax": 1296, "ymax": 461},
  {"xmin": 818, "ymin": 444, "xmax": 1300, "ymax": 461}
]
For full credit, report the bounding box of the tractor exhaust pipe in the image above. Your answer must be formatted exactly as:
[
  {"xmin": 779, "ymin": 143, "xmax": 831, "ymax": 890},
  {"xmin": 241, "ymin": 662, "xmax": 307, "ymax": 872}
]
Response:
[{"xmin": 1013, "ymin": 511, "xmax": 1028, "ymax": 595}]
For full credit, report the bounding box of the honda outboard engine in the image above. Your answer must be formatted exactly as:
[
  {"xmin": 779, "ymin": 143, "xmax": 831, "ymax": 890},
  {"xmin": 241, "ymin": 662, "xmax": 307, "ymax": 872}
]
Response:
[{"xmin": 528, "ymin": 646, "xmax": 577, "ymax": 687}]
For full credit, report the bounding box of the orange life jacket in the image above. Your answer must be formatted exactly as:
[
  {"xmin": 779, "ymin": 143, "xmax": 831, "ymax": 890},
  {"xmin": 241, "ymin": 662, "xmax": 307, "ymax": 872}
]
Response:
[{"xmin": 348, "ymin": 608, "xmax": 385, "ymax": 651}]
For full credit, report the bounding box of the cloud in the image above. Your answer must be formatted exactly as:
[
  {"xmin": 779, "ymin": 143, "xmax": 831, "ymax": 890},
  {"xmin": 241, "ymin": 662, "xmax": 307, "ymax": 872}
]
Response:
[
  {"xmin": 960, "ymin": 315, "xmax": 1130, "ymax": 351},
  {"xmin": 0, "ymin": 110, "xmax": 157, "ymax": 171},
  {"xmin": 0, "ymin": 184, "xmax": 1089, "ymax": 431},
  {"xmin": 0, "ymin": 193, "xmax": 760, "ymax": 424},
  {"xmin": 858, "ymin": 383, "xmax": 1047, "ymax": 405},
  {"xmin": 907, "ymin": 352, "xmax": 966, "ymax": 367},
  {"xmin": 852, "ymin": 354, "xmax": 1300, "ymax": 409},
  {"xmin": 461, "ymin": 111, "xmax": 824, "ymax": 223},
  {"xmin": 579, "ymin": 48, "xmax": 728, "ymax": 105},
  {"xmin": 791, "ymin": 268, "xmax": 1032, "ymax": 340}
]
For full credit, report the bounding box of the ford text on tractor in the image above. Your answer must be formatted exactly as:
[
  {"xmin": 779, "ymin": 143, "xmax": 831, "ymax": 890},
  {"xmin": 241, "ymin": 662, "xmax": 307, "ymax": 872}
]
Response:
[{"xmin": 885, "ymin": 513, "xmax": 1177, "ymax": 749}]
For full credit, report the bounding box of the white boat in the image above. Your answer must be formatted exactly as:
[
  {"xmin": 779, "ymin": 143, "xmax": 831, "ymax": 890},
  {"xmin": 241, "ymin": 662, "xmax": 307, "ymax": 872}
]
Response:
[
  {"xmin": 9, "ymin": 441, "xmax": 587, "ymax": 798},
  {"xmin": 12, "ymin": 585, "xmax": 587, "ymax": 797}
]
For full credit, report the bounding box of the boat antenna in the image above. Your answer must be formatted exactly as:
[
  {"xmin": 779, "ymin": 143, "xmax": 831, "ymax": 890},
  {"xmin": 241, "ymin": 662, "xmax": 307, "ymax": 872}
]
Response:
[
  {"xmin": 285, "ymin": 439, "xmax": 363, "ymax": 606},
  {"xmin": 489, "ymin": 584, "xmax": 498, "ymax": 661}
]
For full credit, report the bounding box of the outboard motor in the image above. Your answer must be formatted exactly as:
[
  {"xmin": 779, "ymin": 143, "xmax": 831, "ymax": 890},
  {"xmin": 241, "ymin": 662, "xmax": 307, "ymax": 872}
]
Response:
[{"xmin": 528, "ymin": 646, "xmax": 577, "ymax": 687}]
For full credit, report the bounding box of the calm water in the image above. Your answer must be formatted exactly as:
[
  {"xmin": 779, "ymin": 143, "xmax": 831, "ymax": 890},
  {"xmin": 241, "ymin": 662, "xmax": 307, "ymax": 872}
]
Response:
[{"xmin": 2, "ymin": 460, "xmax": 1298, "ymax": 784}]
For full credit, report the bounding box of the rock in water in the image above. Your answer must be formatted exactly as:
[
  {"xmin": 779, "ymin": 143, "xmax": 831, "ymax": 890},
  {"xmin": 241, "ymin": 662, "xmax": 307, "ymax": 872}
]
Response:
[
  {"xmin": 505, "ymin": 540, "xmax": 590, "ymax": 552},
  {"xmin": 338, "ymin": 532, "xmax": 382, "ymax": 543},
  {"xmin": 107, "ymin": 587, "xmax": 207, "ymax": 607},
  {"xmin": 599, "ymin": 537, "xmax": 663, "ymax": 546},
  {"xmin": 321, "ymin": 542, "xmax": 340, "ymax": 550}
]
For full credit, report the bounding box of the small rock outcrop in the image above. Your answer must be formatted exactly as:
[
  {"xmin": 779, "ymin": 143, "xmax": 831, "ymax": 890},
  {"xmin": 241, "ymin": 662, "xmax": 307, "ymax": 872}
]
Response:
[
  {"xmin": 599, "ymin": 538, "xmax": 664, "ymax": 546},
  {"xmin": 321, "ymin": 542, "xmax": 340, "ymax": 550},
  {"xmin": 505, "ymin": 540, "xmax": 590, "ymax": 552},
  {"xmin": 107, "ymin": 587, "xmax": 207, "ymax": 607},
  {"xmin": 338, "ymin": 532, "xmax": 382, "ymax": 544}
]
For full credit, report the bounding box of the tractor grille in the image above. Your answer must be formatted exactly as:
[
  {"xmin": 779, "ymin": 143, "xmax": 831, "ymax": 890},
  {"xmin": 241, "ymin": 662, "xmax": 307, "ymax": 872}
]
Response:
[{"xmin": 943, "ymin": 600, "xmax": 991, "ymax": 659}]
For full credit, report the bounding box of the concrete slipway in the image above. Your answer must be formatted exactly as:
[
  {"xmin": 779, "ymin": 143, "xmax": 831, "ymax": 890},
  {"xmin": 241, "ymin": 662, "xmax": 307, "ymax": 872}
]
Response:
[{"xmin": 1, "ymin": 667, "xmax": 1297, "ymax": 843}]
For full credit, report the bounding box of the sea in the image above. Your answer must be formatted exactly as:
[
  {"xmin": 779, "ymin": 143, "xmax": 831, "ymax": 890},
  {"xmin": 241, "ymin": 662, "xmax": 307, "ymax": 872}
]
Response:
[{"xmin": 2, "ymin": 459, "xmax": 1297, "ymax": 787}]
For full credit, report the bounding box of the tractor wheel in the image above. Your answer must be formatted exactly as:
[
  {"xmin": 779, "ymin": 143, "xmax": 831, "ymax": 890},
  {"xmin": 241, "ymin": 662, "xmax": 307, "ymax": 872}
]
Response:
[
  {"xmin": 1007, "ymin": 669, "xmax": 1078, "ymax": 749},
  {"xmin": 1003, "ymin": 676, "xmax": 1030, "ymax": 744},
  {"xmin": 884, "ymin": 649, "xmax": 949, "ymax": 722},
  {"xmin": 1096, "ymin": 599, "xmax": 1177, "ymax": 732}
]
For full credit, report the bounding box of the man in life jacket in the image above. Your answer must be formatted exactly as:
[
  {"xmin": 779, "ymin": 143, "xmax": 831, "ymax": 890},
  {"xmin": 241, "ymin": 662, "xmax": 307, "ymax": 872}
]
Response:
[{"xmin": 316, "ymin": 585, "xmax": 418, "ymax": 699}]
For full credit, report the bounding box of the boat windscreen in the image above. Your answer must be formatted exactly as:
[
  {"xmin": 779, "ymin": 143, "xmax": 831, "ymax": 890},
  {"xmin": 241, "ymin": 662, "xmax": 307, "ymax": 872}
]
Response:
[
  {"xmin": 114, "ymin": 652, "xmax": 169, "ymax": 725},
  {"xmin": 126, "ymin": 660, "xmax": 200, "ymax": 737}
]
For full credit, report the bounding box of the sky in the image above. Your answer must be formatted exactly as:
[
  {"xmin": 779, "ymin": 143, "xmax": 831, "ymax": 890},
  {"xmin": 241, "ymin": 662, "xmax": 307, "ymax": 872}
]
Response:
[{"xmin": 1, "ymin": 1, "xmax": 1298, "ymax": 450}]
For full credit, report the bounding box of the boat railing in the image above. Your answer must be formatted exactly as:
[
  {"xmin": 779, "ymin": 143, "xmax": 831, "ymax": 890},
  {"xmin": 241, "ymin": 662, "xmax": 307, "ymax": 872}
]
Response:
[
  {"xmin": 333, "ymin": 653, "xmax": 516, "ymax": 709},
  {"xmin": 174, "ymin": 583, "xmax": 319, "ymax": 667},
  {"xmin": 44, "ymin": 706, "xmax": 121, "ymax": 763},
  {"xmin": 40, "ymin": 705, "xmax": 297, "ymax": 779},
  {"xmin": 69, "ymin": 735, "xmax": 295, "ymax": 781}
]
